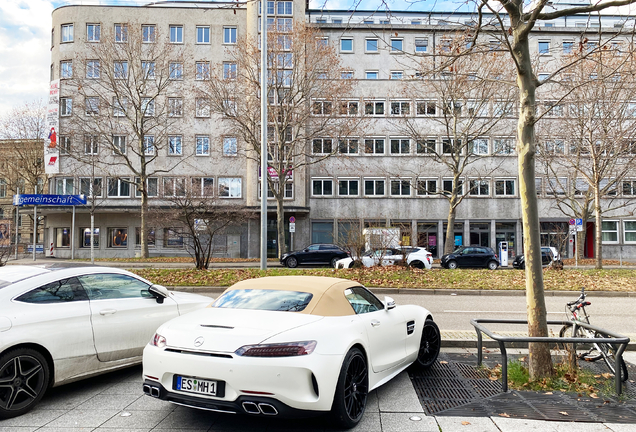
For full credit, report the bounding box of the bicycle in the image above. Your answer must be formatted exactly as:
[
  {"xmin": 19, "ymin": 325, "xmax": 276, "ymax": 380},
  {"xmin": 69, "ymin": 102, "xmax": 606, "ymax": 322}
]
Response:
[{"xmin": 559, "ymin": 287, "xmax": 628, "ymax": 381}]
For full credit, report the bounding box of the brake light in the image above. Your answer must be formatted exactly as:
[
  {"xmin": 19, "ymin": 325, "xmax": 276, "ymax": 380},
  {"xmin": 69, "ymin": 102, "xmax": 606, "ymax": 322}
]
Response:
[
  {"xmin": 151, "ymin": 333, "xmax": 166, "ymax": 348},
  {"xmin": 235, "ymin": 341, "xmax": 317, "ymax": 357}
]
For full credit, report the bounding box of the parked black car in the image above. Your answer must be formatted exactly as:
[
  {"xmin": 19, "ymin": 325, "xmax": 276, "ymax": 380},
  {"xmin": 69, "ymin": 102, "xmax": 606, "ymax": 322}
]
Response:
[
  {"xmin": 512, "ymin": 247, "xmax": 555, "ymax": 270},
  {"xmin": 440, "ymin": 245, "xmax": 499, "ymax": 270},
  {"xmin": 280, "ymin": 244, "xmax": 349, "ymax": 268}
]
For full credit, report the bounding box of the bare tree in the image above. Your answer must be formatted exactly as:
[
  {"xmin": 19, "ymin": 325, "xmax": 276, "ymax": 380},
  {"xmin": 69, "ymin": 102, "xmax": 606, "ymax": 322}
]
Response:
[
  {"xmin": 538, "ymin": 47, "xmax": 636, "ymax": 268},
  {"xmin": 66, "ymin": 22, "xmax": 187, "ymax": 258},
  {"xmin": 201, "ymin": 22, "xmax": 358, "ymax": 258}
]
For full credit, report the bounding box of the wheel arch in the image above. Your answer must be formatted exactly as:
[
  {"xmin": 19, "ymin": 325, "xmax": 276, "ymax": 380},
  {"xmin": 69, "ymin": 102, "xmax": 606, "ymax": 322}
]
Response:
[{"xmin": 1, "ymin": 343, "xmax": 55, "ymax": 388}]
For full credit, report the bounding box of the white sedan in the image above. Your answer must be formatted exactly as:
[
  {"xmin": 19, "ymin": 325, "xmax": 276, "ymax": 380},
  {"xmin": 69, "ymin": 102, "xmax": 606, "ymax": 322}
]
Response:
[
  {"xmin": 0, "ymin": 264, "xmax": 212, "ymax": 419},
  {"xmin": 142, "ymin": 276, "xmax": 440, "ymax": 429},
  {"xmin": 335, "ymin": 247, "xmax": 433, "ymax": 270}
]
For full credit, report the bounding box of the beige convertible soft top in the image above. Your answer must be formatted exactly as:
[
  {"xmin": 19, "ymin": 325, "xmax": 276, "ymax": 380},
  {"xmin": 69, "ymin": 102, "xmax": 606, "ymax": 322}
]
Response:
[{"xmin": 213, "ymin": 276, "xmax": 363, "ymax": 316}]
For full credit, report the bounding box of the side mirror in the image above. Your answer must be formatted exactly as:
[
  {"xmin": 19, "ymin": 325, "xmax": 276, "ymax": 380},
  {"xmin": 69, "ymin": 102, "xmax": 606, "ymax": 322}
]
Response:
[
  {"xmin": 149, "ymin": 284, "xmax": 169, "ymax": 304},
  {"xmin": 384, "ymin": 296, "xmax": 396, "ymax": 310}
]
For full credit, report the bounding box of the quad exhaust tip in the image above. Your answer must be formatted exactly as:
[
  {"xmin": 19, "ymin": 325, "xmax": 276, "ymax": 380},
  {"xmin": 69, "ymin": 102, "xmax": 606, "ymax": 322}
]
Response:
[{"xmin": 242, "ymin": 401, "xmax": 278, "ymax": 415}]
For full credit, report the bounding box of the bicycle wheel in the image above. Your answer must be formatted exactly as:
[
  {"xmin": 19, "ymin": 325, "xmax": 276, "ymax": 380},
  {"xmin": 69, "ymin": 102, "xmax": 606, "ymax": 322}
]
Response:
[
  {"xmin": 559, "ymin": 324, "xmax": 602, "ymax": 361},
  {"xmin": 594, "ymin": 332, "xmax": 629, "ymax": 382}
]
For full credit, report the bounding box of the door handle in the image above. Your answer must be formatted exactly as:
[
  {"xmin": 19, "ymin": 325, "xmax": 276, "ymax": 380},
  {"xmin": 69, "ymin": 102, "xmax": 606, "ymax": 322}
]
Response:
[
  {"xmin": 371, "ymin": 320, "xmax": 381, "ymax": 327},
  {"xmin": 99, "ymin": 309, "xmax": 117, "ymax": 315}
]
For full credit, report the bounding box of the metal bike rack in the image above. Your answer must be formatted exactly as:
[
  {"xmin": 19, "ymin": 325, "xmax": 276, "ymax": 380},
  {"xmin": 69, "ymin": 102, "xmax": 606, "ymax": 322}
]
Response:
[{"xmin": 470, "ymin": 318, "xmax": 630, "ymax": 394}]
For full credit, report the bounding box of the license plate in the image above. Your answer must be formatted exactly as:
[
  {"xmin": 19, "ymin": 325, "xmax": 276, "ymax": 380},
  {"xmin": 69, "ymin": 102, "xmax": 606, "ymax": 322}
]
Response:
[{"xmin": 175, "ymin": 375, "xmax": 218, "ymax": 396}]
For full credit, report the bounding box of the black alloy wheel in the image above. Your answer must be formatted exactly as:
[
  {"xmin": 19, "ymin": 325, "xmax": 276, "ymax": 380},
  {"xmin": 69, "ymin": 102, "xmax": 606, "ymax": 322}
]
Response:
[
  {"xmin": 414, "ymin": 319, "xmax": 441, "ymax": 369},
  {"xmin": 331, "ymin": 348, "xmax": 368, "ymax": 429},
  {"xmin": 0, "ymin": 348, "xmax": 50, "ymax": 419}
]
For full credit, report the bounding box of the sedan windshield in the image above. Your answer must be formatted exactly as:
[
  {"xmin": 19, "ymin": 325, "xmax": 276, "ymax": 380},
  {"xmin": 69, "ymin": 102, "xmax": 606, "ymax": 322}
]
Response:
[{"xmin": 212, "ymin": 289, "xmax": 313, "ymax": 312}]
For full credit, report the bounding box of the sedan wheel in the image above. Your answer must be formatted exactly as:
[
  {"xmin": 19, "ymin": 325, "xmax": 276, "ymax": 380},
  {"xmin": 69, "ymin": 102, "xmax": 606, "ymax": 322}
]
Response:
[
  {"xmin": 447, "ymin": 260, "xmax": 458, "ymax": 270},
  {"xmin": 0, "ymin": 348, "xmax": 50, "ymax": 419},
  {"xmin": 414, "ymin": 319, "xmax": 441, "ymax": 369},
  {"xmin": 330, "ymin": 257, "xmax": 339, "ymax": 268},
  {"xmin": 331, "ymin": 348, "xmax": 368, "ymax": 429},
  {"xmin": 286, "ymin": 257, "xmax": 298, "ymax": 268},
  {"xmin": 487, "ymin": 261, "xmax": 499, "ymax": 270}
]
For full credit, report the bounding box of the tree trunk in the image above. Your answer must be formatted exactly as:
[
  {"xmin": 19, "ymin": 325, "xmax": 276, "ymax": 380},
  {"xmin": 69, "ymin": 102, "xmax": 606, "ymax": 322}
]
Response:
[
  {"xmin": 595, "ymin": 189, "xmax": 603, "ymax": 269},
  {"xmin": 276, "ymin": 195, "xmax": 286, "ymax": 259},
  {"xmin": 90, "ymin": 212, "xmax": 95, "ymax": 265},
  {"xmin": 140, "ymin": 191, "xmax": 149, "ymax": 259},
  {"xmin": 515, "ymin": 36, "xmax": 554, "ymax": 379},
  {"xmin": 444, "ymin": 201, "xmax": 457, "ymax": 254}
]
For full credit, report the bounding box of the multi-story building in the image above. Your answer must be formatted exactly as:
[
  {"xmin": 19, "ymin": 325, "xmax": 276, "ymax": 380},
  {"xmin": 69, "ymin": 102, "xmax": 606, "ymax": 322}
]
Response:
[{"xmin": 46, "ymin": 0, "xmax": 636, "ymax": 259}]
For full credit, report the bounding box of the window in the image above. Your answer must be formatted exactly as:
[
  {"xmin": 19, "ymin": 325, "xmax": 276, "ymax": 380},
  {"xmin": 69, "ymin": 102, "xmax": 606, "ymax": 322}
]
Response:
[
  {"xmin": 168, "ymin": 98, "xmax": 183, "ymax": 117},
  {"xmin": 390, "ymin": 71, "xmax": 403, "ymax": 80},
  {"xmin": 547, "ymin": 177, "xmax": 567, "ymax": 195},
  {"xmin": 85, "ymin": 97, "xmax": 99, "ymax": 115},
  {"xmin": 277, "ymin": 1, "xmax": 292, "ymax": 15},
  {"xmin": 416, "ymin": 139, "xmax": 436, "ymax": 154},
  {"xmin": 163, "ymin": 228, "xmax": 184, "ymax": 248},
  {"xmin": 114, "ymin": 23, "xmax": 127, "ymax": 42},
  {"xmin": 602, "ymin": 221, "xmax": 618, "ymax": 243},
  {"xmin": 163, "ymin": 177, "xmax": 186, "ymax": 197},
  {"xmin": 80, "ymin": 228, "xmax": 99, "ymax": 248},
  {"xmin": 61, "ymin": 60, "xmax": 72, "ymax": 78},
  {"xmin": 443, "ymin": 179, "xmax": 463, "ymax": 195},
  {"xmin": 366, "ymin": 38, "xmax": 378, "ymax": 52},
  {"xmin": 364, "ymin": 179, "xmax": 385, "ymax": 196},
  {"xmin": 623, "ymin": 180, "xmax": 636, "ymax": 196},
  {"xmin": 390, "ymin": 101, "xmax": 410, "ymax": 115},
  {"xmin": 312, "ymin": 100, "xmax": 332, "ymax": 115},
  {"xmin": 196, "ymin": 136, "xmax": 210, "ymax": 155},
  {"xmin": 114, "ymin": 61, "xmax": 128, "ymax": 79},
  {"xmin": 196, "ymin": 61, "xmax": 210, "ymax": 80},
  {"xmin": 60, "ymin": 136, "xmax": 71, "ymax": 154},
  {"xmin": 190, "ymin": 177, "xmax": 214, "ymax": 197},
  {"xmin": 219, "ymin": 177, "xmax": 242, "ymax": 198},
  {"xmin": 169, "ymin": 62, "xmax": 183, "ymax": 79},
  {"xmin": 365, "ymin": 71, "xmax": 378, "ymax": 80},
  {"xmin": 470, "ymin": 138, "xmax": 488, "ymax": 155},
  {"xmin": 107, "ymin": 177, "xmax": 130, "ymax": 197},
  {"xmin": 143, "ymin": 135, "xmax": 155, "ymax": 155},
  {"xmin": 141, "ymin": 98, "xmax": 155, "ymax": 116},
  {"xmin": 86, "ymin": 24, "xmax": 100, "ymax": 42},
  {"xmin": 195, "ymin": 98, "xmax": 210, "ymax": 117},
  {"xmin": 113, "ymin": 96, "xmax": 127, "ymax": 116},
  {"xmin": 624, "ymin": 221, "xmax": 636, "ymax": 243},
  {"xmin": 142, "ymin": 25, "xmax": 155, "ymax": 43},
  {"xmin": 223, "ymin": 137, "xmax": 238, "ymax": 156},
  {"xmin": 365, "ymin": 100, "xmax": 384, "ymax": 116},
  {"xmin": 340, "ymin": 38, "xmax": 353, "ymax": 52},
  {"xmin": 107, "ymin": 229, "xmax": 129, "ymax": 248},
  {"xmin": 391, "ymin": 179, "xmax": 411, "ymax": 196},
  {"xmin": 60, "ymin": 97, "xmax": 72, "ymax": 116},
  {"xmin": 538, "ymin": 73, "xmax": 549, "ymax": 82},
  {"xmin": 134, "ymin": 177, "xmax": 158, "ymax": 197},
  {"xmin": 391, "ymin": 38, "xmax": 403, "ymax": 52},
  {"xmin": 335, "ymin": 138, "xmax": 357, "ymax": 155},
  {"xmin": 538, "ymin": 41, "xmax": 550, "ymax": 55},
  {"xmin": 196, "ymin": 26, "xmax": 210, "ymax": 44},
  {"xmin": 312, "ymin": 179, "xmax": 333, "ymax": 196},
  {"xmin": 574, "ymin": 178, "xmax": 589, "ymax": 195},
  {"xmin": 86, "ymin": 60, "xmax": 100, "ymax": 78},
  {"xmin": 170, "ymin": 25, "xmax": 183, "ymax": 43},
  {"xmin": 223, "ymin": 62, "xmax": 237, "ymax": 79},
  {"xmin": 390, "ymin": 138, "xmax": 410, "ymax": 155},
  {"xmin": 84, "ymin": 135, "xmax": 98, "ymax": 154},
  {"xmin": 278, "ymin": 18, "xmax": 293, "ymax": 31},
  {"xmin": 338, "ymin": 179, "xmax": 359, "ymax": 196},
  {"xmin": 345, "ymin": 287, "xmax": 384, "ymax": 315},
  {"xmin": 469, "ymin": 179, "xmax": 490, "ymax": 196},
  {"xmin": 416, "ymin": 100, "xmax": 436, "ymax": 116},
  {"xmin": 544, "ymin": 101, "xmax": 564, "ymax": 117},
  {"xmin": 493, "ymin": 100, "xmax": 515, "ymax": 117},
  {"xmin": 312, "ymin": 138, "xmax": 333, "ymax": 154},
  {"xmin": 563, "ymin": 41, "xmax": 573, "ymax": 54},
  {"xmin": 443, "ymin": 100, "xmax": 463, "ymax": 116},
  {"xmin": 61, "ymin": 24, "xmax": 73, "ymax": 42},
  {"xmin": 141, "ymin": 61, "xmax": 155, "ymax": 79},
  {"xmin": 494, "ymin": 138, "xmax": 515, "ymax": 155},
  {"xmin": 80, "ymin": 177, "xmax": 102, "ymax": 197},
  {"xmin": 338, "ymin": 100, "xmax": 358, "ymax": 116},
  {"xmin": 112, "ymin": 135, "xmax": 126, "ymax": 154},
  {"xmin": 0, "ymin": 179, "xmax": 6, "ymax": 198},
  {"xmin": 168, "ymin": 136, "xmax": 182, "ymax": 155},
  {"xmin": 415, "ymin": 38, "xmax": 428, "ymax": 52},
  {"xmin": 417, "ymin": 179, "xmax": 437, "ymax": 196},
  {"xmin": 259, "ymin": 181, "xmax": 293, "ymax": 199},
  {"xmin": 223, "ymin": 27, "xmax": 237, "ymax": 44},
  {"xmin": 545, "ymin": 139, "xmax": 564, "ymax": 154},
  {"xmin": 55, "ymin": 227, "xmax": 71, "ymax": 247},
  {"xmin": 535, "ymin": 177, "xmax": 542, "ymax": 196},
  {"xmin": 341, "ymin": 71, "xmax": 353, "ymax": 79},
  {"xmin": 364, "ymin": 138, "xmax": 384, "ymax": 155}
]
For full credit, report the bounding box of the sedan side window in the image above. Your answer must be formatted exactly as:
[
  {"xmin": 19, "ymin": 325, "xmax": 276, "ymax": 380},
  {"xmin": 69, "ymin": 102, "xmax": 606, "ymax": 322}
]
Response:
[
  {"xmin": 78, "ymin": 273, "xmax": 152, "ymax": 300},
  {"xmin": 306, "ymin": 245, "xmax": 320, "ymax": 251},
  {"xmin": 16, "ymin": 277, "xmax": 88, "ymax": 303},
  {"xmin": 344, "ymin": 286, "xmax": 384, "ymax": 314}
]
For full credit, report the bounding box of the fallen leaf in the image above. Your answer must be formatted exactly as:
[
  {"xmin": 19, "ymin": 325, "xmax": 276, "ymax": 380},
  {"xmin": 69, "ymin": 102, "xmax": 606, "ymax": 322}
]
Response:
[
  {"xmin": 489, "ymin": 376, "xmax": 499, "ymax": 381},
  {"xmin": 440, "ymin": 361, "xmax": 448, "ymax": 364},
  {"xmin": 499, "ymin": 413, "xmax": 510, "ymax": 418},
  {"xmin": 602, "ymin": 373, "xmax": 612, "ymax": 379},
  {"xmin": 559, "ymin": 411, "xmax": 569, "ymax": 416},
  {"xmin": 461, "ymin": 421, "xmax": 471, "ymax": 425},
  {"xmin": 545, "ymin": 392, "xmax": 553, "ymax": 395},
  {"xmin": 590, "ymin": 393, "xmax": 599, "ymax": 398}
]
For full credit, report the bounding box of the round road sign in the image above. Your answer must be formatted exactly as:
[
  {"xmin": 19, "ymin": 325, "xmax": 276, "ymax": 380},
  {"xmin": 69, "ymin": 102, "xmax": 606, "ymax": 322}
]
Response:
[{"xmin": 289, "ymin": 216, "xmax": 296, "ymax": 223}]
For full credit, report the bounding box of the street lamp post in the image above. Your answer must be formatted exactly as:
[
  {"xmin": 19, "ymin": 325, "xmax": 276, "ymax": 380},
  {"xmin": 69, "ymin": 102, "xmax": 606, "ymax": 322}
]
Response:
[{"xmin": 260, "ymin": 1, "xmax": 268, "ymax": 270}]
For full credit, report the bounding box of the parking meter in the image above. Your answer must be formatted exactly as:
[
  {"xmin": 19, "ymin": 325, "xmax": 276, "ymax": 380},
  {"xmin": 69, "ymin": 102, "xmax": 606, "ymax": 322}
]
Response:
[{"xmin": 499, "ymin": 241, "xmax": 508, "ymax": 267}]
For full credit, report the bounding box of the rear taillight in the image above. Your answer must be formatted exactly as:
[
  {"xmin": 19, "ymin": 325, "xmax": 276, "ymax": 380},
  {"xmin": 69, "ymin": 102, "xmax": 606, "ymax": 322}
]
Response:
[{"xmin": 235, "ymin": 341, "xmax": 317, "ymax": 357}]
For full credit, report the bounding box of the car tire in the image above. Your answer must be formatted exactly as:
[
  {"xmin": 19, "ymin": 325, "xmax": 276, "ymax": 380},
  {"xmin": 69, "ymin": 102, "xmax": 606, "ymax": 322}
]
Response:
[
  {"xmin": 410, "ymin": 260, "xmax": 425, "ymax": 269},
  {"xmin": 0, "ymin": 348, "xmax": 50, "ymax": 419},
  {"xmin": 447, "ymin": 260, "xmax": 458, "ymax": 270},
  {"xmin": 285, "ymin": 257, "xmax": 298, "ymax": 268},
  {"xmin": 413, "ymin": 318, "xmax": 441, "ymax": 369},
  {"xmin": 330, "ymin": 347, "xmax": 368, "ymax": 429},
  {"xmin": 330, "ymin": 257, "xmax": 339, "ymax": 268},
  {"xmin": 487, "ymin": 261, "xmax": 499, "ymax": 270}
]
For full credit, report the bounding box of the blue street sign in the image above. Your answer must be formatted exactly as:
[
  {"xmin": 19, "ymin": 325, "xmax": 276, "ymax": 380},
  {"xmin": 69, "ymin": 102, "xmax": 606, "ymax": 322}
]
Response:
[
  {"xmin": 13, "ymin": 194, "xmax": 87, "ymax": 207},
  {"xmin": 575, "ymin": 218, "xmax": 583, "ymax": 226}
]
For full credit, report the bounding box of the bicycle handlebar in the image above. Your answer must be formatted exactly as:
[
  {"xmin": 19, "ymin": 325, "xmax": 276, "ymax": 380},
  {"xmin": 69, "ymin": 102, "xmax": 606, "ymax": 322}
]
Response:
[{"xmin": 566, "ymin": 287, "xmax": 588, "ymax": 308}]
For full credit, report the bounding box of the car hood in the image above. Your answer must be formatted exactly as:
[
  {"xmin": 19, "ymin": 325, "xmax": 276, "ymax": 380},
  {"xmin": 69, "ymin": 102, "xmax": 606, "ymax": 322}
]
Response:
[
  {"xmin": 159, "ymin": 307, "xmax": 324, "ymax": 353},
  {"xmin": 169, "ymin": 291, "xmax": 214, "ymax": 315}
]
